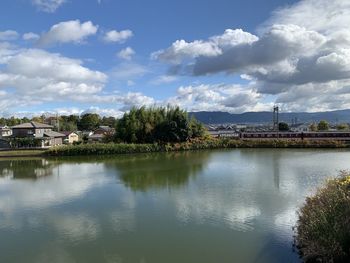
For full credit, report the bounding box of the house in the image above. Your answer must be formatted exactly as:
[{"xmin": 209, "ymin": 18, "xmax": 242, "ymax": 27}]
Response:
[
  {"xmin": 290, "ymin": 123, "xmax": 310, "ymax": 132},
  {"xmin": 61, "ymin": 131, "xmax": 79, "ymax": 144},
  {"xmin": 11, "ymin": 122, "xmax": 66, "ymax": 148},
  {"xmin": 93, "ymin": 126, "xmax": 115, "ymax": 135},
  {"xmin": 88, "ymin": 126, "xmax": 115, "ymax": 143},
  {"xmin": 0, "ymin": 126, "xmax": 12, "ymax": 138}
]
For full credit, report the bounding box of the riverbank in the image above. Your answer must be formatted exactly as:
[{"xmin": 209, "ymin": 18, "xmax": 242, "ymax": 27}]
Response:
[
  {"xmin": 45, "ymin": 138, "xmax": 348, "ymax": 156},
  {"xmin": 1, "ymin": 138, "xmax": 347, "ymax": 157}
]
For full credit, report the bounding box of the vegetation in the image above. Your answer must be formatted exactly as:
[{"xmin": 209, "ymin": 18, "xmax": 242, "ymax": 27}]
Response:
[
  {"xmin": 317, "ymin": 120, "xmax": 329, "ymax": 131},
  {"xmin": 295, "ymin": 172, "xmax": 350, "ymax": 263},
  {"xmin": 114, "ymin": 106, "xmax": 206, "ymax": 143},
  {"xmin": 278, "ymin": 122, "xmax": 289, "ymax": 131},
  {"xmin": 46, "ymin": 138, "xmax": 347, "ymax": 156},
  {"xmin": 309, "ymin": 123, "xmax": 318, "ymax": 131},
  {"xmin": 337, "ymin": 123, "xmax": 349, "ymax": 131}
]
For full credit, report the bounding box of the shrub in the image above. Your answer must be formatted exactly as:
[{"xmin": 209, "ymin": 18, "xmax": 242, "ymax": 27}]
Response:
[{"xmin": 295, "ymin": 172, "xmax": 350, "ymax": 262}]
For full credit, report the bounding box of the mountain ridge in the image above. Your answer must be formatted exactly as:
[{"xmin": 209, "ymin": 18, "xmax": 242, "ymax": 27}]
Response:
[{"xmin": 190, "ymin": 109, "xmax": 350, "ymax": 124}]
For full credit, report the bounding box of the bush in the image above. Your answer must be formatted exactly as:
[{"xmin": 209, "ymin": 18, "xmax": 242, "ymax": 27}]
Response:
[{"xmin": 295, "ymin": 172, "xmax": 350, "ymax": 262}]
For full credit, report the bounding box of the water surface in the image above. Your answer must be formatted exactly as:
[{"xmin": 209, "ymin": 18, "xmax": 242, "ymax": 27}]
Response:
[{"xmin": 1, "ymin": 149, "xmax": 350, "ymax": 263}]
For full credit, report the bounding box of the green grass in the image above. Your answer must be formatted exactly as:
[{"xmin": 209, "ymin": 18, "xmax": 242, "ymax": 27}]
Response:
[{"xmin": 45, "ymin": 138, "xmax": 348, "ymax": 156}]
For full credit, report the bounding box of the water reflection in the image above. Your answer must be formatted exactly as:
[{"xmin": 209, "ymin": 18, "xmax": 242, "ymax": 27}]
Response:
[
  {"xmin": 1, "ymin": 149, "xmax": 350, "ymax": 263},
  {"xmin": 105, "ymin": 151, "xmax": 210, "ymax": 191},
  {"xmin": 0, "ymin": 158, "xmax": 56, "ymax": 179}
]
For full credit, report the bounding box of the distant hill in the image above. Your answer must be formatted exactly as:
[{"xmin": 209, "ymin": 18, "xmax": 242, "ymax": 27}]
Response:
[{"xmin": 190, "ymin": 109, "xmax": 350, "ymax": 124}]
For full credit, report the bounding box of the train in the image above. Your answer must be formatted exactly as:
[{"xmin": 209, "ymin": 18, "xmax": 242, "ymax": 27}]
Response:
[{"xmin": 210, "ymin": 131, "xmax": 350, "ymax": 140}]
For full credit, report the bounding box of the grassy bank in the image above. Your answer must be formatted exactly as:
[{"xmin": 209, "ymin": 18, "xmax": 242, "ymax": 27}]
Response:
[
  {"xmin": 0, "ymin": 149, "xmax": 45, "ymax": 157},
  {"xmin": 45, "ymin": 138, "xmax": 348, "ymax": 156},
  {"xmin": 295, "ymin": 172, "xmax": 350, "ymax": 262}
]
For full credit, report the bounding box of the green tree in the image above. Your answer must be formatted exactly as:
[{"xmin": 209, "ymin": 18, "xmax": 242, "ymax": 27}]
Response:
[
  {"xmin": 278, "ymin": 122, "xmax": 289, "ymax": 131},
  {"xmin": 317, "ymin": 120, "xmax": 329, "ymax": 131},
  {"xmin": 114, "ymin": 106, "xmax": 205, "ymax": 143},
  {"xmin": 309, "ymin": 123, "xmax": 318, "ymax": 131},
  {"xmin": 336, "ymin": 123, "xmax": 349, "ymax": 131},
  {"xmin": 78, "ymin": 113, "xmax": 100, "ymax": 131}
]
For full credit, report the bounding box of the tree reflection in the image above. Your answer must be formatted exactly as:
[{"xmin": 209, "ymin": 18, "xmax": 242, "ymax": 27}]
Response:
[
  {"xmin": 105, "ymin": 151, "xmax": 211, "ymax": 191},
  {"xmin": 0, "ymin": 159, "xmax": 56, "ymax": 179}
]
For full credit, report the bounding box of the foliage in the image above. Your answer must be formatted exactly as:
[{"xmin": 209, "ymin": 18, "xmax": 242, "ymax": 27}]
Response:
[
  {"xmin": 317, "ymin": 120, "xmax": 329, "ymax": 131},
  {"xmin": 336, "ymin": 123, "xmax": 349, "ymax": 131},
  {"xmin": 114, "ymin": 106, "xmax": 206, "ymax": 143},
  {"xmin": 77, "ymin": 113, "xmax": 100, "ymax": 131},
  {"xmin": 309, "ymin": 123, "xmax": 318, "ymax": 132},
  {"xmin": 46, "ymin": 138, "xmax": 347, "ymax": 157},
  {"xmin": 278, "ymin": 122, "xmax": 289, "ymax": 131},
  {"xmin": 8, "ymin": 137, "xmax": 43, "ymax": 148},
  {"xmin": 295, "ymin": 172, "xmax": 350, "ymax": 262}
]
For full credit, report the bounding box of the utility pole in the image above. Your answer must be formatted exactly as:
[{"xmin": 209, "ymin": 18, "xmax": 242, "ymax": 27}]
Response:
[{"xmin": 273, "ymin": 105, "xmax": 279, "ymax": 138}]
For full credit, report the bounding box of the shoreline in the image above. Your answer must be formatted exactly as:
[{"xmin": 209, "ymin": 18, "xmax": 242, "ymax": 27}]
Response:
[{"xmin": 1, "ymin": 138, "xmax": 349, "ymax": 158}]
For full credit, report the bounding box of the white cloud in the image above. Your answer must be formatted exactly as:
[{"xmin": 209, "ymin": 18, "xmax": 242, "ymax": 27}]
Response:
[
  {"xmin": 117, "ymin": 47, "xmax": 135, "ymax": 60},
  {"xmin": 0, "ymin": 30, "xmax": 19, "ymax": 41},
  {"xmin": 23, "ymin": 32, "xmax": 40, "ymax": 41},
  {"xmin": 150, "ymin": 75, "xmax": 177, "ymax": 85},
  {"xmin": 32, "ymin": 0, "xmax": 66, "ymax": 13},
  {"xmin": 152, "ymin": 0, "xmax": 350, "ymax": 112},
  {"xmin": 0, "ymin": 48, "xmax": 107, "ymax": 109},
  {"xmin": 152, "ymin": 39, "xmax": 222, "ymax": 64},
  {"xmin": 102, "ymin": 29, "xmax": 133, "ymax": 43},
  {"xmin": 109, "ymin": 63, "xmax": 148, "ymax": 80},
  {"xmin": 38, "ymin": 20, "xmax": 98, "ymax": 46},
  {"xmin": 166, "ymin": 84, "xmax": 268, "ymax": 113}
]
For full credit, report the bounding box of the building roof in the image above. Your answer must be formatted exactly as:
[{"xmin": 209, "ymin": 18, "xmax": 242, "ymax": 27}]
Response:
[
  {"xmin": 12, "ymin": 121, "xmax": 53, "ymax": 129},
  {"xmin": 60, "ymin": 131, "xmax": 78, "ymax": 136},
  {"xmin": 43, "ymin": 131, "xmax": 66, "ymax": 138},
  {"xmin": 95, "ymin": 126, "xmax": 114, "ymax": 131}
]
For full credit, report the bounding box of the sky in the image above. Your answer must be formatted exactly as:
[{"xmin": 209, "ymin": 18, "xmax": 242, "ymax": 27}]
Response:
[{"xmin": 1, "ymin": 0, "xmax": 350, "ymax": 117}]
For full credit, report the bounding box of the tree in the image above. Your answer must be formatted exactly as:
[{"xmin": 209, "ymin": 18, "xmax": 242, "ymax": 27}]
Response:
[
  {"xmin": 278, "ymin": 122, "xmax": 289, "ymax": 131},
  {"xmin": 336, "ymin": 123, "xmax": 349, "ymax": 131},
  {"xmin": 78, "ymin": 113, "xmax": 100, "ymax": 131},
  {"xmin": 114, "ymin": 106, "xmax": 205, "ymax": 143},
  {"xmin": 317, "ymin": 120, "xmax": 329, "ymax": 131},
  {"xmin": 309, "ymin": 123, "xmax": 318, "ymax": 131}
]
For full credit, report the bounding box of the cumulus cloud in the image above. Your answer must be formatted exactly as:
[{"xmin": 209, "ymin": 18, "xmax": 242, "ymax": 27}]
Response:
[
  {"xmin": 38, "ymin": 20, "xmax": 98, "ymax": 46},
  {"xmin": 102, "ymin": 29, "xmax": 133, "ymax": 43},
  {"xmin": 166, "ymin": 84, "xmax": 269, "ymax": 113},
  {"xmin": 117, "ymin": 47, "xmax": 135, "ymax": 60},
  {"xmin": 23, "ymin": 32, "xmax": 40, "ymax": 41},
  {"xmin": 153, "ymin": 0, "xmax": 350, "ymax": 112},
  {"xmin": 32, "ymin": 0, "xmax": 66, "ymax": 13},
  {"xmin": 0, "ymin": 30, "xmax": 19, "ymax": 41},
  {"xmin": 0, "ymin": 48, "xmax": 107, "ymax": 108}
]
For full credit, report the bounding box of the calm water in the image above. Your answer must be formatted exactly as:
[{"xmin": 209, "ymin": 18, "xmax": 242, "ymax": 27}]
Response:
[{"xmin": 1, "ymin": 149, "xmax": 350, "ymax": 263}]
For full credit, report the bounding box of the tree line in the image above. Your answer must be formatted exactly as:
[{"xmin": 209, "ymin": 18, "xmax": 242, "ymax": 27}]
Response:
[{"xmin": 114, "ymin": 106, "xmax": 205, "ymax": 143}]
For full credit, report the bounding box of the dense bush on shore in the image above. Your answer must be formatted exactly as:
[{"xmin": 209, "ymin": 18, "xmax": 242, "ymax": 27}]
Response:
[
  {"xmin": 114, "ymin": 106, "xmax": 206, "ymax": 143},
  {"xmin": 295, "ymin": 172, "xmax": 350, "ymax": 263},
  {"xmin": 45, "ymin": 138, "xmax": 347, "ymax": 156}
]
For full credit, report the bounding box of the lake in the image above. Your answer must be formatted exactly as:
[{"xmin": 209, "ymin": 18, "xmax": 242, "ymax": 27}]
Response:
[{"xmin": 1, "ymin": 149, "xmax": 350, "ymax": 263}]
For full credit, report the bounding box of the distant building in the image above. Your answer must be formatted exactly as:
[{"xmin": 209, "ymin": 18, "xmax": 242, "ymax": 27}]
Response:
[
  {"xmin": 0, "ymin": 126, "xmax": 12, "ymax": 138},
  {"xmin": 11, "ymin": 122, "xmax": 65, "ymax": 148},
  {"xmin": 290, "ymin": 123, "xmax": 310, "ymax": 132},
  {"xmin": 61, "ymin": 131, "xmax": 80, "ymax": 144},
  {"xmin": 88, "ymin": 126, "xmax": 115, "ymax": 143}
]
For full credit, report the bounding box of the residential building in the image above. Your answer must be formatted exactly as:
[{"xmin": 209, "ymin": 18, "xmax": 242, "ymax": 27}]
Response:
[
  {"xmin": 0, "ymin": 126, "xmax": 12, "ymax": 138},
  {"xmin": 11, "ymin": 122, "xmax": 66, "ymax": 148},
  {"xmin": 61, "ymin": 131, "xmax": 80, "ymax": 144}
]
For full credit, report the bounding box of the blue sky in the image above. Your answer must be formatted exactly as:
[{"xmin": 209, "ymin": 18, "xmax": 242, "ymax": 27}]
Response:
[{"xmin": 1, "ymin": 0, "xmax": 350, "ymax": 117}]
